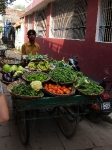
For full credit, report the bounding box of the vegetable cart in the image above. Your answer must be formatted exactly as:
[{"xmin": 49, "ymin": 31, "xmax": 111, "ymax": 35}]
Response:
[
  {"xmin": 4, "ymin": 54, "xmax": 102, "ymax": 145},
  {"xmin": 9, "ymin": 91, "xmax": 96, "ymax": 145}
]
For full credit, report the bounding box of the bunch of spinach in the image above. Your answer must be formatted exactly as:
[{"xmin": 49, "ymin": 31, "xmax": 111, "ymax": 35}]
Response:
[
  {"xmin": 26, "ymin": 73, "xmax": 48, "ymax": 82},
  {"xmin": 49, "ymin": 67, "xmax": 77, "ymax": 83},
  {"xmin": 74, "ymin": 71, "xmax": 104, "ymax": 95},
  {"xmin": 11, "ymin": 83, "xmax": 42, "ymax": 96}
]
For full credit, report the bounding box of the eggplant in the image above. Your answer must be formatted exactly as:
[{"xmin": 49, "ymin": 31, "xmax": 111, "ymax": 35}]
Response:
[
  {"xmin": 2, "ymin": 73, "xmax": 8, "ymax": 80},
  {"xmin": 11, "ymin": 78, "xmax": 15, "ymax": 82},
  {"xmin": 6, "ymin": 77, "xmax": 12, "ymax": 82},
  {"xmin": 7, "ymin": 72, "xmax": 12, "ymax": 77},
  {"xmin": 11, "ymin": 70, "xmax": 16, "ymax": 76}
]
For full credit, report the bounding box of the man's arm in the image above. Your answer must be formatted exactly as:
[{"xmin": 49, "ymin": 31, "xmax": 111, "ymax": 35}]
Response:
[
  {"xmin": 0, "ymin": 82, "xmax": 9, "ymax": 124},
  {"xmin": 35, "ymin": 43, "xmax": 40, "ymax": 54},
  {"xmin": 21, "ymin": 44, "xmax": 26, "ymax": 55},
  {"xmin": 38, "ymin": 45, "xmax": 40, "ymax": 54}
]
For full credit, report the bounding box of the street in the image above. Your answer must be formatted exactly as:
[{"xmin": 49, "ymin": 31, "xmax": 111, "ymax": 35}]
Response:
[{"xmin": 0, "ymin": 50, "xmax": 112, "ymax": 150}]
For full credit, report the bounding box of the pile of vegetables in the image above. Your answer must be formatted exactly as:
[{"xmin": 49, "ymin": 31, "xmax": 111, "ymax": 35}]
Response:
[
  {"xmin": 44, "ymin": 83, "xmax": 72, "ymax": 95},
  {"xmin": 2, "ymin": 57, "xmax": 21, "ymax": 65},
  {"xmin": 2, "ymin": 71, "xmax": 16, "ymax": 82},
  {"xmin": 11, "ymin": 83, "xmax": 43, "ymax": 96},
  {"xmin": 2, "ymin": 70, "xmax": 23, "ymax": 82},
  {"xmin": 2, "ymin": 64, "xmax": 24, "ymax": 73},
  {"xmin": 49, "ymin": 67, "xmax": 76, "ymax": 83},
  {"xmin": 26, "ymin": 73, "xmax": 48, "ymax": 82},
  {"xmin": 50, "ymin": 58, "xmax": 70, "ymax": 68},
  {"xmin": 26, "ymin": 53, "xmax": 48, "ymax": 60},
  {"xmin": 74, "ymin": 71, "xmax": 104, "ymax": 95},
  {"xmin": 28, "ymin": 60, "xmax": 50, "ymax": 71}
]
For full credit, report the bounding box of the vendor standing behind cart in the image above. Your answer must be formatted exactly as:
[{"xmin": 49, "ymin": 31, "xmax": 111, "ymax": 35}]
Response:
[
  {"xmin": 0, "ymin": 81, "xmax": 9, "ymax": 124},
  {"xmin": 21, "ymin": 29, "xmax": 40, "ymax": 56}
]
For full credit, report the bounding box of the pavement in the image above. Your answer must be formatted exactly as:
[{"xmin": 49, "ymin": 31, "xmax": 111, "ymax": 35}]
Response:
[{"xmin": 0, "ymin": 50, "xmax": 112, "ymax": 150}]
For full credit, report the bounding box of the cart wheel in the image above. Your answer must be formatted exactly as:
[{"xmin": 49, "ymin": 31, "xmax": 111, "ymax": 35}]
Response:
[
  {"xmin": 57, "ymin": 107, "xmax": 78, "ymax": 139},
  {"xmin": 86, "ymin": 111, "xmax": 103, "ymax": 123},
  {"xmin": 18, "ymin": 111, "xmax": 30, "ymax": 145},
  {"xmin": 47, "ymin": 107, "xmax": 56, "ymax": 114}
]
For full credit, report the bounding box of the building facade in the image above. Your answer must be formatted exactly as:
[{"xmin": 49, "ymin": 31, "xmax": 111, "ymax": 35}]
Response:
[
  {"xmin": 23, "ymin": 0, "xmax": 112, "ymax": 80},
  {"xmin": 2, "ymin": 7, "xmax": 24, "ymax": 48}
]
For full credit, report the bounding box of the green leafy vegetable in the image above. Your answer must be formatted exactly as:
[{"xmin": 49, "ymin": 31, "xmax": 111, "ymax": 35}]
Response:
[{"xmin": 11, "ymin": 83, "xmax": 42, "ymax": 96}]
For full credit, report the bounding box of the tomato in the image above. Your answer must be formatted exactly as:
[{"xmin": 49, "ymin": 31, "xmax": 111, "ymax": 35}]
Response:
[
  {"xmin": 50, "ymin": 85, "xmax": 54, "ymax": 89},
  {"xmin": 60, "ymin": 90, "xmax": 64, "ymax": 94},
  {"xmin": 68, "ymin": 87, "xmax": 72, "ymax": 91},
  {"xmin": 44, "ymin": 84, "xmax": 48, "ymax": 88},
  {"xmin": 61, "ymin": 85, "xmax": 66, "ymax": 88},
  {"xmin": 57, "ymin": 85, "xmax": 61, "ymax": 89},
  {"xmin": 53, "ymin": 85, "xmax": 58, "ymax": 91},
  {"xmin": 60, "ymin": 87, "xmax": 64, "ymax": 91},
  {"xmin": 56, "ymin": 90, "xmax": 61, "ymax": 94},
  {"xmin": 52, "ymin": 89, "xmax": 57, "ymax": 94},
  {"xmin": 65, "ymin": 90, "xmax": 70, "ymax": 94},
  {"xmin": 45, "ymin": 86, "xmax": 49, "ymax": 90},
  {"xmin": 63, "ymin": 88, "xmax": 68, "ymax": 93},
  {"xmin": 48, "ymin": 83, "xmax": 52, "ymax": 88},
  {"xmin": 55, "ymin": 90, "xmax": 59, "ymax": 94},
  {"xmin": 48, "ymin": 88, "xmax": 53, "ymax": 93}
]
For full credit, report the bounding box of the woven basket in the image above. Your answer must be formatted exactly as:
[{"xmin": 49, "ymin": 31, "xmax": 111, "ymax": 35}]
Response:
[
  {"xmin": 22, "ymin": 71, "xmax": 50, "ymax": 83},
  {"xmin": 0, "ymin": 57, "xmax": 21, "ymax": 67},
  {"xmin": 25, "ymin": 66, "xmax": 51, "ymax": 73},
  {"xmin": 0, "ymin": 68, "xmax": 6, "ymax": 74},
  {"xmin": 75, "ymin": 86, "xmax": 104, "ymax": 96},
  {"xmin": 1, "ymin": 79, "xmax": 12, "ymax": 85},
  {"xmin": 7, "ymin": 80, "xmax": 44, "ymax": 99},
  {"xmin": 42, "ymin": 86, "xmax": 76, "ymax": 97}
]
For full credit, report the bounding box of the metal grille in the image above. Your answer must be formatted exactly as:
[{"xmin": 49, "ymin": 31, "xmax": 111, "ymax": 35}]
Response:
[
  {"xmin": 98, "ymin": 0, "xmax": 112, "ymax": 42},
  {"xmin": 51, "ymin": 0, "xmax": 88, "ymax": 39},
  {"xmin": 28, "ymin": 14, "xmax": 33, "ymax": 30},
  {"xmin": 34, "ymin": 7, "xmax": 47, "ymax": 38}
]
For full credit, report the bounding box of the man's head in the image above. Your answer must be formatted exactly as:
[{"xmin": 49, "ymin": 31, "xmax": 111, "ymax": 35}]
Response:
[{"xmin": 27, "ymin": 29, "xmax": 36, "ymax": 42}]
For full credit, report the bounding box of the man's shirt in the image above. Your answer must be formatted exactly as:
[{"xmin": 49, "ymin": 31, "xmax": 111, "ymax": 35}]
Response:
[{"xmin": 22, "ymin": 42, "xmax": 40, "ymax": 55}]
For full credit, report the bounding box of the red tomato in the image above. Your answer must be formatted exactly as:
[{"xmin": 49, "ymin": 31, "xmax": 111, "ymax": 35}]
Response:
[
  {"xmin": 68, "ymin": 87, "xmax": 72, "ymax": 91},
  {"xmin": 65, "ymin": 90, "xmax": 71, "ymax": 94},
  {"xmin": 61, "ymin": 85, "xmax": 66, "ymax": 88}
]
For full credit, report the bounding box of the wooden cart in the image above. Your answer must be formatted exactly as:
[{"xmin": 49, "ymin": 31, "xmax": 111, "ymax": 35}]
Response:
[{"xmin": 10, "ymin": 94, "xmax": 96, "ymax": 145}]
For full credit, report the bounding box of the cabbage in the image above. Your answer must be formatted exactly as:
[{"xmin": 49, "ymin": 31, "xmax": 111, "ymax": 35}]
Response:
[
  {"xmin": 17, "ymin": 66, "xmax": 24, "ymax": 72},
  {"xmin": 9, "ymin": 65, "xmax": 18, "ymax": 72},
  {"xmin": 2, "ymin": 64, "xmax": 11, "ymax": 72}
]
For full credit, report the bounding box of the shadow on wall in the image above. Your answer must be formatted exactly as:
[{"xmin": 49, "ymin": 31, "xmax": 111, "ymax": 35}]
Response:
[
  {"xmin": 36, "ymin": 37, "xmax": 112, "ymax": 80},
  {"xmin": 37, "ymin": 38, "xmax": 80, "ymax": 62}
]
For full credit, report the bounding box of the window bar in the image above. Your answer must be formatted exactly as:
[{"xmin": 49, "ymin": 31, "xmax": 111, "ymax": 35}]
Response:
[{"xmin": 51, "ymin": 0, "xmax": 87, "ymax": 39}]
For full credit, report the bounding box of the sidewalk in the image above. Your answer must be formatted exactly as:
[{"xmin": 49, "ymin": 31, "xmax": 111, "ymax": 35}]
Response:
[{"xmin": 0, "ymin": 50, "xmax": 112, "ymax": 150}]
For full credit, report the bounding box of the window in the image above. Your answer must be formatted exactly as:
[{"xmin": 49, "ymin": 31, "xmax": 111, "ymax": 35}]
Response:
[
  {"xmin": 98, "ymin": 0, "xmax": 112, "ymax": 42},
  {"xmin": 50, "ymin": 0, "xmax": 88, "ymax": 40},
  {"xmin": 28, "ymin": 14, "xmax": 33, "ymax": 30},
  {"xmin": 34, "ymin": 7, "xmax": 47, "ymax": 38}
]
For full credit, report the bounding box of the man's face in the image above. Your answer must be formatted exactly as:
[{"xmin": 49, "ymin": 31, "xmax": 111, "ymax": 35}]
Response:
[{"xmin": 28, "ymin": 32, "xmax": 36, "ymax": 41}]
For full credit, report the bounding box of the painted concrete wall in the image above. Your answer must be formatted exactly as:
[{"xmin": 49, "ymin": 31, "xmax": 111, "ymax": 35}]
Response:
[
  {"xmin": 24, "ymin": 0, "xmax": 112, "ymax": 80},
  {"xmin": 15, "ymin": 24, "xmax": 24, "ymax": 51}
]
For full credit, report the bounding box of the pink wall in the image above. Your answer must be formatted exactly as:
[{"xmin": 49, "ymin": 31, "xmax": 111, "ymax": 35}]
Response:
[
  {"xmin": 25, "ymin": 0, "xmax": 43, "ymax": 13},
  {"xmin": 24, "ymin": 0, "xmax": 112, "ymax": 80}
]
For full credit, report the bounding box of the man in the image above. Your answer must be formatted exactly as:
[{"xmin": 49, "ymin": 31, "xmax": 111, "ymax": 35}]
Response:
[
  {"xmin": 21, "ymin": 29, "xmax": 40, "ymax": 55},
  {"xmin": 0, "ymin": 81, "xmax": 9, "ymax": 124}
]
